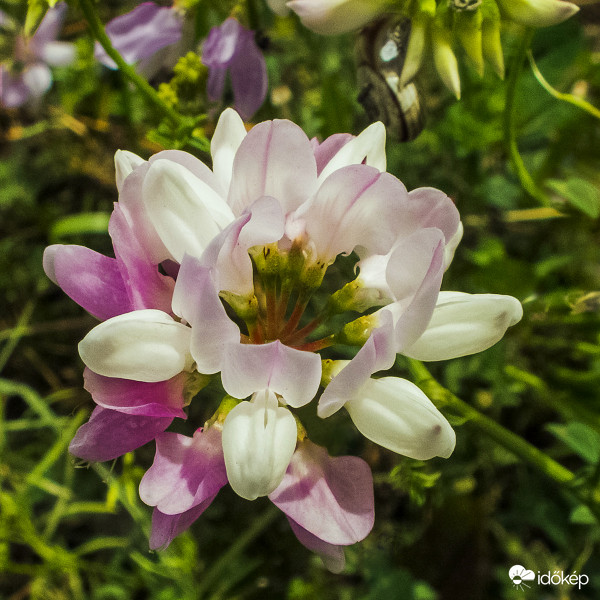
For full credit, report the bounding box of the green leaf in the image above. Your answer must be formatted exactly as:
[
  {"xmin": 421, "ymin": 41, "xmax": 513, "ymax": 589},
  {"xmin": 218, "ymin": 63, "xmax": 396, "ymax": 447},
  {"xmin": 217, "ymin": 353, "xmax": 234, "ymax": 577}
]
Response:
[
  {"xmin": 49, "ymin": 212, "xmax": 110, "ymax": 242},
  {"xmin": 546, "ymin": 422, "xmax": 600, "ymax": 464},
  {"xmin": 569, "ymin": 504, "xmax": 597, "ymax": 525},
  {"xmin": 546, "ymin": 177, "xmax": 600, "ymax": 218},
  {"xmin": 24, "ymin": 0, "xmax": 48, "ymax": 37}
]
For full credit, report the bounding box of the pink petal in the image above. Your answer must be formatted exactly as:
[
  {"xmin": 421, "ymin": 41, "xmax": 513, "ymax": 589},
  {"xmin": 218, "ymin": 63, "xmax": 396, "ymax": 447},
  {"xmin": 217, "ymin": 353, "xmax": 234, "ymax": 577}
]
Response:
[
  {"xmin": 269, "ymin": 439, "xmax": 374, "ymax": 545},
  {"xmin": 83, "ymin": 368, "xmax": 186, "ymax": 418},
  {"xmin": 149, "ymin": 499, "xmax": 215, "ymax": 550},
  {"xmin": 200, "ymin": 196, "xmax": 285, "ymax": 296},
  {"xmin": 287, "ymin": 518, "xmax": 346, "ymax": 573},
  {"xmin": 139, "ymin": 428, "xmax": 228, "ymax": 514},
  {"xmin": 172, "ymin": 256, "xmax": 240, "ymax": 374},
  {"xmin": 318, "ymin": 312, "xmax": 395, "ymax": 418},
  {"xmin": 108, "ymin": 204, "xmax": 175, "ymax": 314},
  {"xmin": 69, "ymin": 406, "xmax": 172, "ymax": 462},
  {"xmin": 95, "ymin": 3, "xmax": 183, "ymax": 68},
  {"xmin": 311, "ymin": 133, "xmax": 353, "ymax": 176},
  {"xmin": 43, "ymin": 244, "xmax": 132, "ymax": 320},
  {"xmin": 228, "ymin": 119, "xmax": 318, "ymax": 215},
  {"xmin": 221, "ymin": 340, "xmax": 321, "ymax": 407},
  {"xmin": 301, "ymin": 165, "xmax": 408, "ymax": 261}
]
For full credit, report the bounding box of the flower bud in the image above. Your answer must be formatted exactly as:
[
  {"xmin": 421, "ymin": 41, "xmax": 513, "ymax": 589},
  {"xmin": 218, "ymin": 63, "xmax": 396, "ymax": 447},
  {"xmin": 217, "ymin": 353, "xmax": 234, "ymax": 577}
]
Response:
[
  {"xmin": 496, "ymin": 0, "xmax": 579, "ymax": 28},
  {"xmin": 222, "ymin": 390, "xmax": 297, "ymax": 500},
  {"xmin": 481, "ymin": 0, "xmax": 504, "ymax": 79},
  {"xmin": 286, "ymin": 0, "xmax": 393, "ymax": 35},
  {"xmin": 399, "ymin": 14, "xmax": 428, "ymax": 88},
  {"xmin": 431, "ymin": 18, "xmax": 461, "ymax": 99},
  {"xmin": 455, "ymin": 9, "xmax": 484, "ymax": 77},
  {"xmin": 345, "ymin": 376, "xmax": 456, "ymax": 460}
]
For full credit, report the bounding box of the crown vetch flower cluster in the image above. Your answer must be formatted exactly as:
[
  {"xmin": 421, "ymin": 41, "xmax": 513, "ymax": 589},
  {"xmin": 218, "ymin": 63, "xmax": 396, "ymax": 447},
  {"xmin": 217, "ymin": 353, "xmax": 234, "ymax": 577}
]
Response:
[
  {"xmin": 0, "ymin": 3, "xmax": 74, "ymax": 108},
  {"xmin": 44, "ymin": 109, "xmax": 522, "ymax": 570}
]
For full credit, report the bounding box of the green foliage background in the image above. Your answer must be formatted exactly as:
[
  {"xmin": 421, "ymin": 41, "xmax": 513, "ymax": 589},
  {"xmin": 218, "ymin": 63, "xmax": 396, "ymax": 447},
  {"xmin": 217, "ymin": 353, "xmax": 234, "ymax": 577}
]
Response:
[{"xmin": 1, "ymin": 1, "xmax": 600, "ymax": 599}]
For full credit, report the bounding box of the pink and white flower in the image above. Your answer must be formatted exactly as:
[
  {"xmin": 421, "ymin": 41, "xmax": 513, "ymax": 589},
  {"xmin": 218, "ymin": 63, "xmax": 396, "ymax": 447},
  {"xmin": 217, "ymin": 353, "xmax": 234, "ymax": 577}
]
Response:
[{"xmin": 45, "ymin": 108, "xmax": 522, "ymax": 569}]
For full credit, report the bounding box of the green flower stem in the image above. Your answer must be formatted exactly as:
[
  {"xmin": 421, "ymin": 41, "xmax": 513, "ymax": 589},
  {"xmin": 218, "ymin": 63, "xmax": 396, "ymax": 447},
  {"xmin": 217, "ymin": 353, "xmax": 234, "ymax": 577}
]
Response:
[
  {"xmin": 195, "ymin": 504, "xmax": 280, "ymax": 598},
  {"xmin": 528, "ymin": 50, "xmax": 600, "ymax": 121},
  {"xmin": 406, "ymin": 359, "xmax": 600, "ymax": 520},
  {"xmin": 504, "ymin": 29, "xmax": 551, "ymax": 206},
  {"xmin": 77, "ymin": 0, "xmax": 192, "ymax": 128}
]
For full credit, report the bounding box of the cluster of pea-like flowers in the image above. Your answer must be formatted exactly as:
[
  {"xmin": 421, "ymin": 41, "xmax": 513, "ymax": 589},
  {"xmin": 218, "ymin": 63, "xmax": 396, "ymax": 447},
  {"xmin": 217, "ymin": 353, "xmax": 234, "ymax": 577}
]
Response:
[
  {"xmin": 44, "ymin": 109, "xmax": 522, "ymax": 570},
  {"xmin": 0, "ymin": 3, "xmax": 74, "ymax": 108},
  {"xmin": 271, "ymin": 0, "xmax": 580, "ymax": 98},
  {"xmin": 96, "ymin": 2, "xmax": 267, "ymax": 119}
]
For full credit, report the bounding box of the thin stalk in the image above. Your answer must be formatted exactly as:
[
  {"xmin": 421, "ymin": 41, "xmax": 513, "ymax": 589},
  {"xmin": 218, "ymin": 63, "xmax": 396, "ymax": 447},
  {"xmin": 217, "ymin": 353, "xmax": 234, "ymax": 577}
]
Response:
[
  {"xmin": 77, "ymin": 0, "xmax": 207, "ymax": 151},
  {"xmin": 528, "ymin": 50, "xmax": 600, "ymax": 121},
  {"xmin": 406, "ymin": 359, "xmax": 600, "ymax": 521},
  {"xmin": 278, "ymin": 294, "xmax": 310, "ymax": 339},
  {"xmin": 194, "ymin": 505, "xmax": 279, "ymax": 598},
  {"xmin": 504, "ymin": 29, "xmax": 551, "ymax": 206},
  {"xmin": 293, "ymin": 335, "xmax": 335, "ymax": 353}
]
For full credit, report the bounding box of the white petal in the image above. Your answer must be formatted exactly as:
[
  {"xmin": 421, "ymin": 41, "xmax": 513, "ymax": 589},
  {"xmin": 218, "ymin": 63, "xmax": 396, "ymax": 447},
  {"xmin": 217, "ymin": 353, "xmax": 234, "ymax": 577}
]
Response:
[
  {"xmin": 345, "ymin": 377, "xmax": 456, "ymax": 459},
  {"xmin": 403, "ymin": 292, "xmax": 523, "ymax": 361},
  {"xmin": 211, "ymin": 108, "xmax": 247, "ymax": 197},
  {"xmin": 317, "ymin": 121, "xmax": 386, "ymax": 185},
  {"xmin": 78, "ymin": 309, "xmax": 192, "ymax": 382},
  {"xmin": 22, "ymin": 64, "xmax": 52, "ymax": 98},
  {"xmin": 115, "ymin": 150, "xmax": 145, "ymax": 192},
  {"xmin": 222, "ymin": 390, "xmax": 297, "ymax": 500},
  {"xmin": 143, "ymin": 159, "xmax": 235, "ymax": 261},
  {"xmin": 40, "ymin": 41, "xmax": 75, "ymax": 66}
]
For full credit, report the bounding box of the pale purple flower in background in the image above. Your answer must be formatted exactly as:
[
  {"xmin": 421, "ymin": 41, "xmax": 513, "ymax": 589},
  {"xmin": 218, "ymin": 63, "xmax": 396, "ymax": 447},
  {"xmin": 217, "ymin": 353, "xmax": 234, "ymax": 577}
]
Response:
[
  {"xmin": 202, "ymin": 18, "xmax": 267, "ymax": 120},
  {"xmin": 0, "ymin": 3, "xmax": 74, "ymax": 108},
  {"xmin": 94, "ymin": 2, "xmax": 184, "ymax": 78}
]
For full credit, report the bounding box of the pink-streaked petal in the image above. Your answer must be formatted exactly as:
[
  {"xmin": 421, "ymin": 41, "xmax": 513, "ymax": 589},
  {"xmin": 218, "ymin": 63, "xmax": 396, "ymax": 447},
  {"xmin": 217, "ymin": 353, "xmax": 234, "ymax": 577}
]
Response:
[
  {"xmin": 149, "ymin": 498, "xmax": 216, "ymax": 550},
  {"xmin": 69, "ymin": 406, "xmax": 172, "ymax": 462},
  {"xmin": 270, "ymin": 439, "xmax": 374, "ymax": 545},
  {"xmin": 346, "ymin": 376, "xmax": 456, "ymax": 459},
  {"xmin": 407, "ymin": 187, "xmax": 462, "ymax": 267},
  {"xmin": 287, "ymin": 518, "xmax": 346, "ymax": 573},
  {"xmin": 200, "ymin": 196, "xmax": 285, "ymax": 296},
  {"xmin": 311, "ymin": 133, "xmax": 353, "ymax": 176},
  {"xmin": 301, "ymin": 165, "xmax": 408, "ymax": 262},
  {"xmin": 386, "ymin": 228, "xmax": 445, "ymax": 302},
  {"xmin": 83, "ymin": 368, "xmax": 186, "ymax": 418},
  {"xmin": 139, "ymin": 428, "xmax": 228, "ymax": 514},
  {"xmin": 223, "ymin": 390, "xmax": 297, "ymax": 500},
  {"xmin": 403, "ymin": 292, "xmax": 523, "ymax": 361},
  {"xmin": 221, "ymin": 340, "xmax": 321, "ymax": 407},
  {"xmin": 95, "ymin": 3, "xmax": 183, "ymax": 68},
  {"xmin": 318, "ymin": 312, "xmax": 395, "ymax": 418},
  {"xmin": 206, "ymin": 66, "xmax": 228, "ymax": 102},
  {"xmin": 316, "ymin": 121, "xmax": 386, "ymax": 184},
  {"xmin": 117, "ymin": 161, "xmax": 171, "ymax": 265},
  {"xmin": 78, "ymin": 310, "xmax": 192, "ymax": 382},
  {"xmin": 109, "ymin": 204, "xmax": 175, "ymax": 314},
  {"xmin": 43, "ymin": 244, "xmax": 132, "ymax": 320},
  {"xmin": 228, "ymin": 119, "xmax": 318, "ymax": 215},
  {"xmin": 383, "ymin": 233, "xmax": 445, "ymax": 352},
  {"xmin": 211, "ymin": 108, "xmax": 247, "ymax": 197},
  {"xmin": 172, "ymin": 256, "xmax": 240, "ymax": 374}
]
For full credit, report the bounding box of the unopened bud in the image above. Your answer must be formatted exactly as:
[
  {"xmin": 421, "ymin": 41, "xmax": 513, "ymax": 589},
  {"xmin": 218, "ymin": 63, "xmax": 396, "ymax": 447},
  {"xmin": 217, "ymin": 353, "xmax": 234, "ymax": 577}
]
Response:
[
  {"xmin": 400, "ymin": 14, "xmax": 428, "ymax": 87},
  {"xmin": 455, "ymin": 9, "xmax": 484, "ymax": 77},
  {"xmin": 496, "ymin": 0, "xmax": 579, "ymax": 28},
  {"xmin": 481, "ymin": 0, "xmax": 504, "ymax": 79},
  {"xmin": 432, "ymin": 21, "xmax": 461, "ymax": 99}
]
